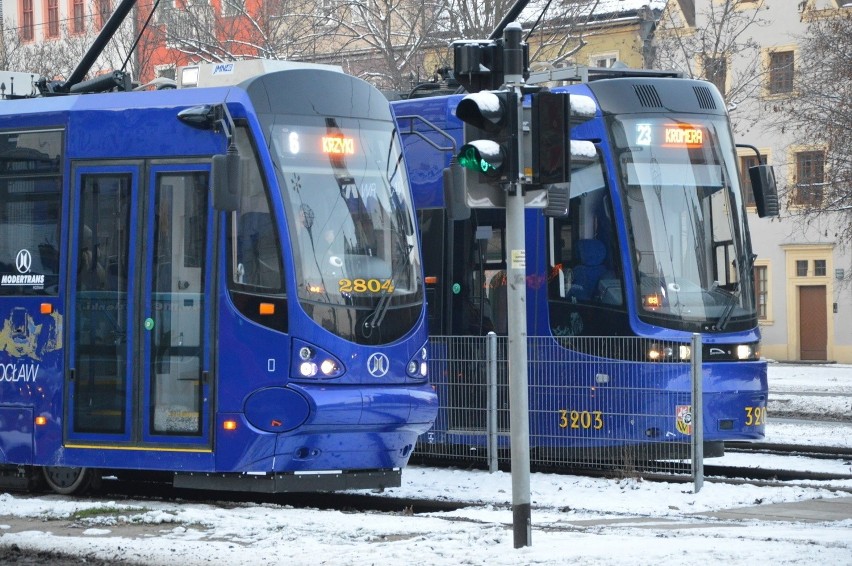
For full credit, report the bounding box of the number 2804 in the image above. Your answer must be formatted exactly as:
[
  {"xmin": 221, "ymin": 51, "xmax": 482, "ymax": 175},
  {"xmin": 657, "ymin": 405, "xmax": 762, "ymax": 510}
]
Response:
[{"xmin": 338, "ymin": 278, "xmax": 395, "ymax": 293}]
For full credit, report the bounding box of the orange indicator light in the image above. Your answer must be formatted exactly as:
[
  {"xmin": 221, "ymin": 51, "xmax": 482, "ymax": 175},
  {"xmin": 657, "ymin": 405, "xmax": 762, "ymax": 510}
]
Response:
[
  {"xmin": 40, "ymin": 303, "xmax": 53, "ymax": 314},
  {"xmin": 425, "ymin": 276, "xmax": 438, "ymax": 285},
  {"xmin": 223, "ymin": 420, "xmax": 237, "ymax": 431},
  {"xmin": 259, "ymin": 303, "xmax": 275, "ymax": 315},
  {"xmin": 663, "ymin": 125, "xmax": 704, "ymax": 148},
  {"xmin": 321, "ymin": 135, "xmax": 355, "ymax": 155},
  {"xmin": 35, "ymin": 416, "xmax": 47, "ymax": 426}
]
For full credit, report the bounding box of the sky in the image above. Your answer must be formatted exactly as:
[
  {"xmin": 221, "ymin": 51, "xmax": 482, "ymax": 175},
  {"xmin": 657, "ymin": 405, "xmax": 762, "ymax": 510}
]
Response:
[{"xmin": 0, "ymin": 362, "xmax": 850, "ymax": 566}]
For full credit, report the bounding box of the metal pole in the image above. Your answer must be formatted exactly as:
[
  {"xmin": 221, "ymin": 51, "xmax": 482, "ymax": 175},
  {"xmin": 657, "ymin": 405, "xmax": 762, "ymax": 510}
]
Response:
[
  {"xmin": 503, "ymin": 22, "xmax": 531, "ymax": 549},
  {"xmin": 487, "ymin": 332, "xmax": 498, "ymax": 473},
  {"xmin": 62, "ymin": 0, "xmax": 139, "ymax": 91},
  {"xmin": 691, "ymin": 333, "xmax": 704, "ymax": 493}
]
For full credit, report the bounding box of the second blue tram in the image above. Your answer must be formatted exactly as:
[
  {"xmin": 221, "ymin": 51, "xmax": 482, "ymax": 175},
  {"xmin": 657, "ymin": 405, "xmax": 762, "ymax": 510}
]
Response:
[
  {"xmin": 0, "ymin": 61, "xmax": 436, "ymax": 494},
  {"xmin": 393, "ymin": 73, "xmax": 772, "ymax": 459}
]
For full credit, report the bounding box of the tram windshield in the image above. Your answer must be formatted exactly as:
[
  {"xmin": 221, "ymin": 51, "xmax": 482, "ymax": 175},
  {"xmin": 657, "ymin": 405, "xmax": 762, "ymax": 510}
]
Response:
[
  {"xmin": 610, "ymin": 114, "xmax": 756, "ymax": 332},
  {"xmin": 268, "ymin": 115, "xmax": 422, "ymax": 342}
]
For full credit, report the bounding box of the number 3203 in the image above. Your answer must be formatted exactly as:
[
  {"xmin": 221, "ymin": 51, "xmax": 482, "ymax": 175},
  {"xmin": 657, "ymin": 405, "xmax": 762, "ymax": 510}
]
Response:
[{"xmin": 559, "ymin": 409, "xmax": 604, "ymax": 430}]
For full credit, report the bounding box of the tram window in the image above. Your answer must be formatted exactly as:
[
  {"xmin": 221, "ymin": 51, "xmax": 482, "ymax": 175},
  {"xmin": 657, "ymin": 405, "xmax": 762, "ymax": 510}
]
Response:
[
  {"xmin": 547, "ymin": 174, "xmax": 623, "ymax": 306},
  {"xmin": 74, "ymin": 173, "xmax": 131, "ymax": 434},
  {"xmin": 227, "ymin": 127, "xmax": 284, "ymax": 293},
  {"xmin": 0, "ymin": 130, "xmax": 63, "ymax": 296},
  {"xmin": 225, "ymin": 126, "xmax": 287, "ymax": 332},
  {"xmin": 151, "ymin": 172, "xmax": 207, "ymax": 436}
]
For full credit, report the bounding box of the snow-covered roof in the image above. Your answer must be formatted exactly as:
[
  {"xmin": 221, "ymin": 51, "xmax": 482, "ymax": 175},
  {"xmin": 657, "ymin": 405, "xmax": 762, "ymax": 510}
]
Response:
[{"xmin": 525, "ymin": 0, "xmax": 667, "ymax": 20}]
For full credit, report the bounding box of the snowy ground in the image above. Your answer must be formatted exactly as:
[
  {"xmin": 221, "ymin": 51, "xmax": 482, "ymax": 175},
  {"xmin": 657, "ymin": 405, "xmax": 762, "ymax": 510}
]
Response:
[{"xmin": 0, "ymin": 363, "xmax": 850, "ymax": 565}]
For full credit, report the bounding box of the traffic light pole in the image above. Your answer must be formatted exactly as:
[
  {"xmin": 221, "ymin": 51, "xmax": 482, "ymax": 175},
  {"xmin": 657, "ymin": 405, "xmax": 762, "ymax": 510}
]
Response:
[{"xmin": 502, "ymin": 22, "xmax": 532, "ymax": 549}]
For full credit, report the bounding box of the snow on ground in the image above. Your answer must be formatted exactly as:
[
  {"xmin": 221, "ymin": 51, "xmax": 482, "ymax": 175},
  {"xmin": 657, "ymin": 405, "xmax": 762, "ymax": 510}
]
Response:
[{"xmin": 0, "ymin": 363, "xmax": 850, "ymax": 565}]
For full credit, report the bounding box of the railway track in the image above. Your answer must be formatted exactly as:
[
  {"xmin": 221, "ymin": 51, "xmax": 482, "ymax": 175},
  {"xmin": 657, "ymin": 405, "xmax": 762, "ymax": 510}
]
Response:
[
  {"xmin": 724, "ymin": 441, "xmax": 852, "ymax": 459},
  {"xmin": 701, "ymin": 442, "xmax": 852, "ymax": 489}
]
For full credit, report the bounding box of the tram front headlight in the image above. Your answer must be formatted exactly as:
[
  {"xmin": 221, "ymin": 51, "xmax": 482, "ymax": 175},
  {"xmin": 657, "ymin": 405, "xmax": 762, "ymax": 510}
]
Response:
[
  {"xmin": 736, "ymin": 344, "xmax": 753, "ymax": 360},
  {"xmin": 299, "ymin": 361, "xmax": 318, "ymax": 377},
  {"xmin": 320, "ymin": 359, "xmax": 339, "ymax": 376},
  {"xmin": 648, "ymin": 344, "xmax": 662, "ymax": 361},
  {"xmin": 407, "ymin": 360, "xmax": 419, "ymax": 374}
]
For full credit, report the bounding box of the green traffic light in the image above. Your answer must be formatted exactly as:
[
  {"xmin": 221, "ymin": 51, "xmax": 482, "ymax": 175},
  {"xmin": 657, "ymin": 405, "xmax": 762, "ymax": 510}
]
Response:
[
  {"xmin": 458, "ymin": 141, "xmax": 503, "ymax": 176},
  {"xmin": 458, "ymin": 146, "xmax": 487, "ymax": 173}
]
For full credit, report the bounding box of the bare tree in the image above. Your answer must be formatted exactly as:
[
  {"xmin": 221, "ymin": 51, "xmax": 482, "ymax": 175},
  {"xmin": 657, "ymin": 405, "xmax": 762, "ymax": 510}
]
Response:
[
  {"xmin": 1, "ymin": 22, "xmax": 109, "ymax": 83},
  {"xmin": 1, "ymin": 4, "xmax": 165, "ymax": 88},
  {"xmin": 157, "ymin": 0, "xmax": 331, "ymax": 64},
  {"xmin": 651, "ymin": 0, "xmax": 771, "ymax": 132},
  {"xmin": 768, "ymin": 8, "xmax": 852, "ymax": 248},
  {"xmin": 319, "ymin": 0, "xmax": 446, "ymax": 91}
]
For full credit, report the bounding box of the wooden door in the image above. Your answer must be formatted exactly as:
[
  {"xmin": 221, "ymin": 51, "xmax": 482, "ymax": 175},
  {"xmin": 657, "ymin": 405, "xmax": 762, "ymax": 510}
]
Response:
[{"xmin": 799, "ymin": 285, "xmax": 827, "ymax": 360}]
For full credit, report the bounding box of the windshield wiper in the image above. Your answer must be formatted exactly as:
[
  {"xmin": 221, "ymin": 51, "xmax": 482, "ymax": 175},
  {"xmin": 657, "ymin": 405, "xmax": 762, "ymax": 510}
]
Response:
[
  {"xmin": 715, "ymin": 253, "xmax": 756, "ymax": 331},
  {"xmin": 362, "ymin": 239, "xmax": 409, "ymax": 336}
]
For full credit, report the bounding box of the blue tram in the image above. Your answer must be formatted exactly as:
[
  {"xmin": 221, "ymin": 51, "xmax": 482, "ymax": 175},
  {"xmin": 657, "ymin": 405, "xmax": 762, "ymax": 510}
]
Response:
[
  {"xmin": 393, "ymin": 71, "xmax": 774, "ymax": 459},
  {"xmin": 0, "ymin": 61, "xmax": 436, "ymax": 494}
]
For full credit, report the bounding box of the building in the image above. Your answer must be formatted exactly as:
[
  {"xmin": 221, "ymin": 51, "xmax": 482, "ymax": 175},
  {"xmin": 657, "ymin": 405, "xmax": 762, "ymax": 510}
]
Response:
[
  {"xmin": 657, "ymin": 0, "xmax": 852, "ymax": 362},
  {"xmin": 5, "ymin": 0, "xmax": 848, "ymax": 361}
]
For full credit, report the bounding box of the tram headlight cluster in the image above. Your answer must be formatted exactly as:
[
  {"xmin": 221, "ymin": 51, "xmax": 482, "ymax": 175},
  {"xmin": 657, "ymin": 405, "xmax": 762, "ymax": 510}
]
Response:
[
  {"xmin": 647, "ymin": 342, "xmax": 759, "ymax": 362},
  {"xmin": 647, "ymin": 343, "xmax": 691, "ymax": 362},
  {"xmin": 407, "ymin": 346, "xmax": 428, "ymax": 379},
  {"xmin": 294, "ymin": 342, "xmax": 344, "ymax": 379}
]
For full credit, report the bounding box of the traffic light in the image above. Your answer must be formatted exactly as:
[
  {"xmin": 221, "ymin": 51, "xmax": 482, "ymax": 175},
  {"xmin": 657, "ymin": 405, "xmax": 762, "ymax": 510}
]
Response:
[
  {"xmin": 452, "ymin": 38, "xmax": 529, "ymax": 93},
  {"xmin": 529, "ymin": 90, "xmax": 598, "ymax": 216},
  {"xmin": 531, "ymin": 91, "xmax": 570, "ymax": 185},
  {"xmin": 455, "ymin": 89, "xmax": 519, "ymax": 207}
]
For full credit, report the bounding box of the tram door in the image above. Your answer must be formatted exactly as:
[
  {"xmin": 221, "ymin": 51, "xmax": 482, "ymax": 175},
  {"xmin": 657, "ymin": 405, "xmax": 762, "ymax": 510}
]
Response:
[{"xmin": 67, "ymin": 163, "xmax": 212, "ymax": 448}]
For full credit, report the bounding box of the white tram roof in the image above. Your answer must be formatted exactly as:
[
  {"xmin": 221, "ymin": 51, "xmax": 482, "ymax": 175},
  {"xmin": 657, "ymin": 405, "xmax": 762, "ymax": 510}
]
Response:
[{"xmin": 178, "ymin": 59, "xmax": 344, "ymax": 89}]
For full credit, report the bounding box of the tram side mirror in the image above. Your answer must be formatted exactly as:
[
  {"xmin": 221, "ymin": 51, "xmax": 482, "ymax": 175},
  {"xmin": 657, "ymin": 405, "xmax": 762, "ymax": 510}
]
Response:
[
  {"xmin": 443, "ymin": 160, "xmax": 470, "ymax": 221},
  {"xmin": 749, "ymin": 164, "xmax": 779, "ymax": 218},
  {"xmin": 212, "ymin": 147, "xmax": 241, "ymax": 211}
]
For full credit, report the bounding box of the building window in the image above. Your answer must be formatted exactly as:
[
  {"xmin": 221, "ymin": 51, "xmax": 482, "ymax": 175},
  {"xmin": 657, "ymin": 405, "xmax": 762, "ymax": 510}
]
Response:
[
  {"xmin": 814, "ymin": 259, "xmax": 826, "ymax": 277},
  {"xmin": 98, "ymin": 0, "xmax": 112, "ymax": 28},
  {"xmin": 702, "ymin": 55, "xmax": 727, "ymax": 95},
  {"xmin": 47, "ymin": 0, "xmax": 60, "ymax": 37},
  {"xmin": 793, "ymin": 150, "xmax": 824, "ymax": 206},
  {"xmin": 157, "ymin": 67, "xmax": 176, "ymax": 80},
  {"xmin": 754, "ymin": 265, "xmax": 768, "ymax": 320},
  {"xmin": 591, "ymin": 54, "xmax": 618, "ymax": 68},
  {"xmin": 222, "ymin": 0, "xmax": 243, "ymax": 16},
  {"xmin": 796, "ymin": 260, "xmax": 808, "ymax": 277},
  {"xmin": 768, "ymin": 51, "xmax": 794, "ymax": 94},
  {"xmin": 72, "ymin": 0, "xmax": 86, "ymax": 33},
  {"xmin": 739, "ymin": 153, "xmax": 767, "ymax": 208},
  {"xmin": 21, "ymin": 0, "xmax": 35, "ymax": 40}
]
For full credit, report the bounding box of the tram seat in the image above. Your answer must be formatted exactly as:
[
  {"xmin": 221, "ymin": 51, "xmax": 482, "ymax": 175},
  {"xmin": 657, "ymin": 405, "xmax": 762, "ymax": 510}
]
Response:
[{"xmin": 569, "ymin": 239, "xmax": 607, "ymax": 301}]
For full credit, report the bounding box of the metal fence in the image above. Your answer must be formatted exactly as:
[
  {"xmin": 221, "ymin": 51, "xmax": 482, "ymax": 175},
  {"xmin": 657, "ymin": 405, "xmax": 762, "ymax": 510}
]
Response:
[{"xmin": 417, "ymin": 334, "xmax": 704, "ymax": 483}]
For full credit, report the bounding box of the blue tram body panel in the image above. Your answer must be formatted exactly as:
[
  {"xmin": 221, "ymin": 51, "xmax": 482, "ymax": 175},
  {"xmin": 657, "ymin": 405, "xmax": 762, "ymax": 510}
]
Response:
[
  {"xmin": 0, "ymin": 63, "xmax": 437, "ymax": 492},
  {"xmin": 393, "ymin": 77, "xmax": 768, "ymax": 455}
]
